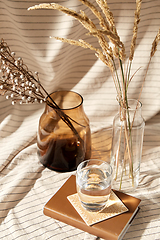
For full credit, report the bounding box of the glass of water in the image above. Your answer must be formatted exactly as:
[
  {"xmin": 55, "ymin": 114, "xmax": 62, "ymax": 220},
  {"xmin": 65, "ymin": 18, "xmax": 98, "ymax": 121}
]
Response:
[{"xmin": 76, "ymin": 159, "xmax": 112, "ymax": 212}]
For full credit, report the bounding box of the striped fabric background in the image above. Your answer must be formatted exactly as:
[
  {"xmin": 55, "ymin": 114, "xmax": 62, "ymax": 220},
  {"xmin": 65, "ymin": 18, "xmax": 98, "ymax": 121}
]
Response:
[{"xmin": 0, "ymin": 0, "xmax": 160, "ymax": 239}]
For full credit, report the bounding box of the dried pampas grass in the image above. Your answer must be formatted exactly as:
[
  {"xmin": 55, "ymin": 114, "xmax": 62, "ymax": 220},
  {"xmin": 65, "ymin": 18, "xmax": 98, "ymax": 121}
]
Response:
[{"xmin": 28, "ymin": 0, "xmax": 160, "ymax": 107}]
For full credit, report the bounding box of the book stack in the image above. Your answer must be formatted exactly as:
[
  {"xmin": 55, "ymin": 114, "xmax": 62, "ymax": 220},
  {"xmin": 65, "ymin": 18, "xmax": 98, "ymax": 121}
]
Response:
[{"xmin": 43, "ymin": 175, "xmax": 141, "ymax": 240}]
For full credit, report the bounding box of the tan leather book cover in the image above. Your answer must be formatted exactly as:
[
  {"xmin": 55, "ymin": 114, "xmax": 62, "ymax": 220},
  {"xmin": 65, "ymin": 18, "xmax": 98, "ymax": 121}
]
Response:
[{"xmin": 43, "ymin": 175, "xmax": 141, "ymax": 240}]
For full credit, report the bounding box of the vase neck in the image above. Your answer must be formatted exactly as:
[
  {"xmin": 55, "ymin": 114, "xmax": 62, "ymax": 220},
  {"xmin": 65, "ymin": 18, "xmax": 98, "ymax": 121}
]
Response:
[
  {"xmin": 44, "ymin": 90, "xmax": 88, "ymax": 126},
  {"xmin": 46, "ymin": 90, "xmax": 83, "ymax": 112},
  {"xmin": 119, "ymin": 99, "xmax": 142, "ymax": 123}
]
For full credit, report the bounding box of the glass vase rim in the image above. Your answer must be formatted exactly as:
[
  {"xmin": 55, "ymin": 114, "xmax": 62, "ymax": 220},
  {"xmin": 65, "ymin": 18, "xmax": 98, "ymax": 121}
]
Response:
[
  {"xmin": 46, "ymin": 90, "xmax": 83, "ymax": 110},
  {"xmin": 120, "ymin": 99, "xmax": 142, "ymax": 111}
]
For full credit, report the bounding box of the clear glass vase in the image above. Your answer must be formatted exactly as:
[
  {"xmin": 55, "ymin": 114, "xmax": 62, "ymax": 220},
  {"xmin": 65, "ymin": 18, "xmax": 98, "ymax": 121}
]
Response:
[
  {"xmin": 37, "ymin": 90, "xmax": 91, "ymax": 172},
  {"xmin": 111, "ymin": 99, "xmax": 145, "ymax": 191}
]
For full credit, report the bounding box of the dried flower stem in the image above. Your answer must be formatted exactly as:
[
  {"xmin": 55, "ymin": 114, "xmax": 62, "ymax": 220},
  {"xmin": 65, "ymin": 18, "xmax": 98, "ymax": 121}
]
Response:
[
  {"xmin": 150, "ymin": 28, "xmax": 160, "ymax": 57},
  {"xmin": 121, "ymin": 28, "xmax": 160, "ymax": 187},
  {"xmin": 0, "ymin": 39, "xmax": 84, "ymax": 143},
  {"xmin": 132, "ymin": 28, "xmax": 160, "ymax": 125},
  {"xmin": 129, "ymin": 0, "xmax": 142, "ymax": 61}
]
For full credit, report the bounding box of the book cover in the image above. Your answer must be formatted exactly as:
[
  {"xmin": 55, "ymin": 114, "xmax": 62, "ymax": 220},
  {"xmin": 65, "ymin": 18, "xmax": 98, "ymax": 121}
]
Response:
[{"xmin": 43, "ymin": 175, "xmax": 141, "ymax": 240}]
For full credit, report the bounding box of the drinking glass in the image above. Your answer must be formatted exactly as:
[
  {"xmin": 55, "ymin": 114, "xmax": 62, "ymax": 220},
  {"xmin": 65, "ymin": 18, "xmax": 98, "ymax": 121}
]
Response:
[{"xmin": 76, "ymin": 159, "xmax": 112, "ymax": 212}]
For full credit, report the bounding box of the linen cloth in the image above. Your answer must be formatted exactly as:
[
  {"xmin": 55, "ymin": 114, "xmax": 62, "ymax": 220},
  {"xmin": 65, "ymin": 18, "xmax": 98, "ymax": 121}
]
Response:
[{"xmin": 0, "ymin": 0, "xmax": 160, "ymax": 239}]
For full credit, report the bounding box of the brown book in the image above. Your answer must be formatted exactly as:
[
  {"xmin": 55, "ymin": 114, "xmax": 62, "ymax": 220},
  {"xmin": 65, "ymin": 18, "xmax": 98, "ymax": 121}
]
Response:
[{"xmin": 43, "ymin": 175, "xmax": 141, "ymax": 240}]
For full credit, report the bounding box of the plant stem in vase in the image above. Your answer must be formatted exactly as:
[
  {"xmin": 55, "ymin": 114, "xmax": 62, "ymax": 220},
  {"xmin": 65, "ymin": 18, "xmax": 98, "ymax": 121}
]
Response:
[{"xmin": 111, "ymin": 99, "xmax": 145, "ymax": 191}]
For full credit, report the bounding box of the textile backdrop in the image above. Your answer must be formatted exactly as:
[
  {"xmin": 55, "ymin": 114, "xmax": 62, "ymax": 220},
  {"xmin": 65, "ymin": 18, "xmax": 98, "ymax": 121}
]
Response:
[{"xmin": 0, "ymin": 0, "xmax": 160, "ymax": 239}]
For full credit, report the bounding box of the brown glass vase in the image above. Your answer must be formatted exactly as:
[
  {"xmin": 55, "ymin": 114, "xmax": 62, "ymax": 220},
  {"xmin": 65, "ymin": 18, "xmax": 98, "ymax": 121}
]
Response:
[{"xmin": 37, "ymin": 90, "xmax": 91, "ymax": 172}]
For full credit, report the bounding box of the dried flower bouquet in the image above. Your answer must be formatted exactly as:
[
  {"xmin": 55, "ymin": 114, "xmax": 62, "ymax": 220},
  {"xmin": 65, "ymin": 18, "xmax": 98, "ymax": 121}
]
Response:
[
  {"xmin": 28, "ymin": 0, "xmax": 160, "ymax": 188},
  {"xmin": 0, "ymin": 39, "xmax": 84, "ymax": 143}
]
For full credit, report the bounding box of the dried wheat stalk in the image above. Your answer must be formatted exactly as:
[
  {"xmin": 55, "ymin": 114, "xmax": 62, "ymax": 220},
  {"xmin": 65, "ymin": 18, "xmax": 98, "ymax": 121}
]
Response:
[{"xmin": 28, "ymin": 0, "xmax": 147, "ymax": 104}]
